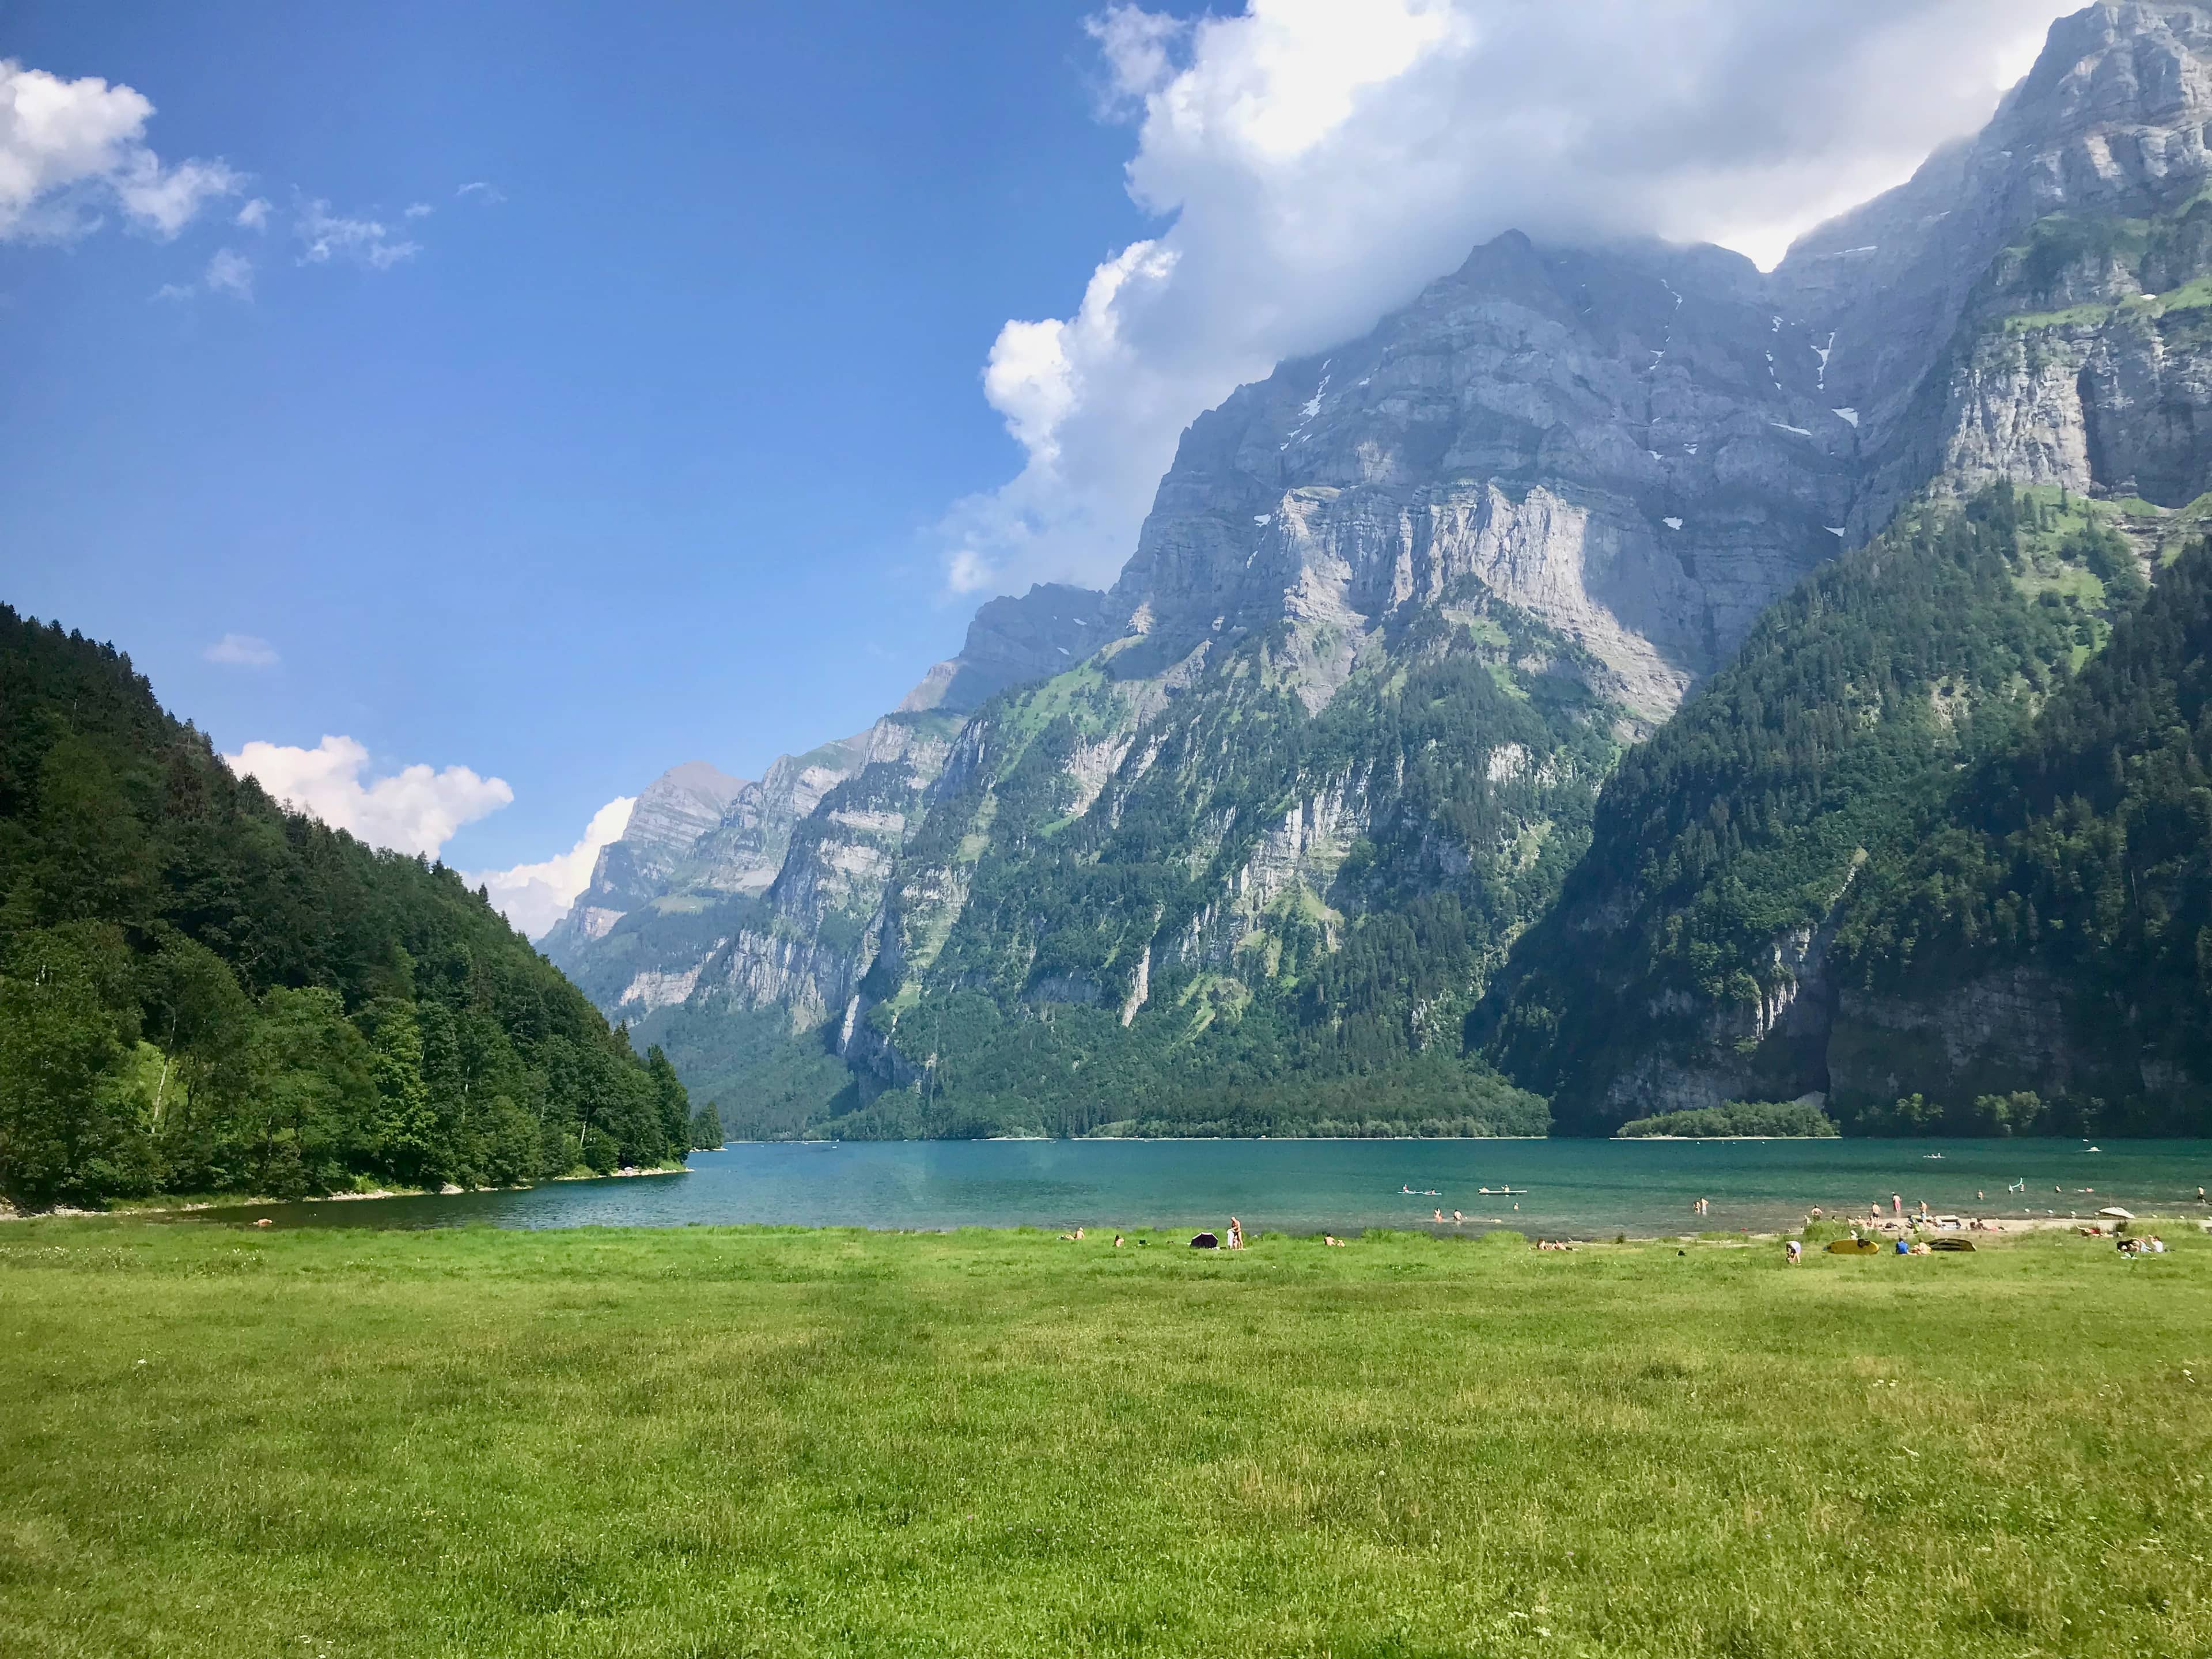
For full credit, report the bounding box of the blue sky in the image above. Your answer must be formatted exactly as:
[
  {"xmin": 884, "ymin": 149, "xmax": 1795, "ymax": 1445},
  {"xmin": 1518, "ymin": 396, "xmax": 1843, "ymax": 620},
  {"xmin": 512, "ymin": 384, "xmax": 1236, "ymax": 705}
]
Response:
[
  {"xmin": 3, "ymin": 0, "xmax": 2059, "ymax": 932},
  {"xmin": 3, "ymin": 0, "xmax": 1191, "ymax": 871}
]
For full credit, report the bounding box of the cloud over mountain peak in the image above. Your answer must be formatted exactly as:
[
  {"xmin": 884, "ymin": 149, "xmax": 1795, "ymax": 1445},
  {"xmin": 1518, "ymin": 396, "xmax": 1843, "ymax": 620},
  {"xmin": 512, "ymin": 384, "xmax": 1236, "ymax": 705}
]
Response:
[{"xmin": 944, "ymin": 0, "xmax": 2065, "ymax": 600}]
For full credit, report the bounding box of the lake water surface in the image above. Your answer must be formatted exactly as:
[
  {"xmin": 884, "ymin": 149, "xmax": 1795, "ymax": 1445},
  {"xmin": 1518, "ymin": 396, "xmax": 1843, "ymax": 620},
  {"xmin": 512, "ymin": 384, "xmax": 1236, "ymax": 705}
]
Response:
[{"xmin": 188, "ymin": 1137, "xmax": 2212, "ymax": 1238}]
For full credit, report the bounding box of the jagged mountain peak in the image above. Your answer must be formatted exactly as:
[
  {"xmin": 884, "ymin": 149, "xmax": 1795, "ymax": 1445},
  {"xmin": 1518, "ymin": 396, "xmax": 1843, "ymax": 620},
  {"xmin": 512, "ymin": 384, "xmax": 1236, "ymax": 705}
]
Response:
[
  {"xmin": 1775, "ymin": 0, "xmax": 2212, "ymax": 520},
  {"xmin": 651, "ymin": 760, "xmax": 749, "ymax": 802},
  {"xmin": 899, "ymin": 582, "xmax": 1121, "ymax": 714},
  {"xmin": 612, "ymin": 760, "xmax": 752, "ymax": 870}
]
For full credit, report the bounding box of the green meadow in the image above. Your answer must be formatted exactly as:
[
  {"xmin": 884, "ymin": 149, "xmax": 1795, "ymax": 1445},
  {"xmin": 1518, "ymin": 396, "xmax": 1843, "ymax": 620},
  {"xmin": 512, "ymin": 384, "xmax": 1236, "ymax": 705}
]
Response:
[{"xmin": 2, "ymin": 1220, "xmax": 2208, "ymax": 1658}]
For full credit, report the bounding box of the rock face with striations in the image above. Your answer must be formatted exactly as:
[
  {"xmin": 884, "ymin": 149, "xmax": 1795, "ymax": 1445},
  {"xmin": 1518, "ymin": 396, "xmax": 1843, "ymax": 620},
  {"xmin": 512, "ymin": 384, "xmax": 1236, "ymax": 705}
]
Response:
[
  {"xmin": 1091, "ymin": 234, "xmax": 1860, "ymax": 722},
  {"xmin": 539, "ymin": 762, "xmax": 746, "ymax": 956},
  {"xmin": 1781, "ymin": 0, "xmax": 2212, "ymax": 535},
  {"xmin": 541, "ymin": 580, "xmax": 1108, "ymax": 1025}
]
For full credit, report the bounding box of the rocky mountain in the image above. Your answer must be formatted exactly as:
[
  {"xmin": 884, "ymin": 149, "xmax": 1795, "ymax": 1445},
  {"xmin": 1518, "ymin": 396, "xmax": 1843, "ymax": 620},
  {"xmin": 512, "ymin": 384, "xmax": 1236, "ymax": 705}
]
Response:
[
  {"xmin": 539, "ymin": 584, "xmax": 1109, "ymax": 1033},
  {"xmin": 554, "ymin": 2, "xmax": 2212, "ymax": 1137},
  {"xmin": 1780, "ymin": 0, "xmax": 2212, "ymax": 535},
  {"xmin": 1481, "ymin": 0, "xmax": 2212, "ymax": 1129},
  {"xmin": 540, "ymin": 762, "xmax": 746, "ymax": 955},
  {"xmin": 1475, "ymin": 483, "xmax": 2172, "ymax": 1128}
]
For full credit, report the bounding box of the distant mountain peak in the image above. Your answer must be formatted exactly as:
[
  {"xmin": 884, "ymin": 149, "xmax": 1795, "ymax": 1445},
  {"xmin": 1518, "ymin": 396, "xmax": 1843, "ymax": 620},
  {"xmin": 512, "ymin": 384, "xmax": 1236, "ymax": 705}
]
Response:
[{"xmin": 652, "ymin": 761, "xmax": 749, "ymax": 804}]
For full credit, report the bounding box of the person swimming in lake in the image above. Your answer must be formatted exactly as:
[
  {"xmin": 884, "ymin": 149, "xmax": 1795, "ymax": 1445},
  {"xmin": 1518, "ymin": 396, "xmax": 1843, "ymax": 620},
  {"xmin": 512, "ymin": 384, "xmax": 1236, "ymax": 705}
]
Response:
[
  {"xmin": 1434, "ymin": 1209, "xmax": 1446, "ymax": 1224},
  {"xmin": 1453, "ymin": 1210, "xmax": 1465, "ymax": 1225}
]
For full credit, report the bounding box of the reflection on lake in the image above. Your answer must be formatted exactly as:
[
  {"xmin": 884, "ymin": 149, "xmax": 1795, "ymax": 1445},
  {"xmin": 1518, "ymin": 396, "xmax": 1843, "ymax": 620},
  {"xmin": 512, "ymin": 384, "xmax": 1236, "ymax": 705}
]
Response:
[{"xmin": 183, "ymin": 1137, "xmax": 2212, "ymax": 1237}]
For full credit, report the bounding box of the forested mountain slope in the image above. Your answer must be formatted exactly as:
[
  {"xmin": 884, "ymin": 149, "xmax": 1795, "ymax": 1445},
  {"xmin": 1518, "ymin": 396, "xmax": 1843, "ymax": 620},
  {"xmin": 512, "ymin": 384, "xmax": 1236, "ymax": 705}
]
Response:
[
  {"xmin": 1479, "ymin": 487, "xmax": 2212, "ymax": 1135},
  {"xmin": 1475, "ymin": 486, "xmax": 2165, "ymax": 1127},
  {"xmin": 1478, "ymin": 5, "xmax": 2212, "ymax": 1130},
  {"xmin": 1827, "ymin": 530, "xmax": 2212, "ymax": 1130},
  {"xmin": 0, "ymin": 608, "xmax": 691, "ymax": 1208}
]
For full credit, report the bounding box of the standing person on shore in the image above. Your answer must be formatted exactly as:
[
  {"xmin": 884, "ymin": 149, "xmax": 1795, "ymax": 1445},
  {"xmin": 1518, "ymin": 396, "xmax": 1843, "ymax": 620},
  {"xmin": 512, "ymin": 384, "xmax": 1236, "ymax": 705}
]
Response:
[{"xmin": 1226, "ymin": 1217, "xmax": 1245, "ymax": 1250}]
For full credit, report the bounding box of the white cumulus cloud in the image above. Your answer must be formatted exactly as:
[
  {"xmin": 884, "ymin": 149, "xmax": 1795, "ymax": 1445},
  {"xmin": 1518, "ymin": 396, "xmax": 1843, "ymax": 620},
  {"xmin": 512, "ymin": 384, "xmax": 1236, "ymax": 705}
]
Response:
[
  {"xmin": 467, "ymin": 796, "xmax": 638, "ymax": 941},
  {"xmin": 0, "ymin": 58, "xmax": 237, "ymax": 242},
  {"xmin": 234, "ymin": 196, "xmax": 270, "ymax": 230},
  {"xmin": 109, "ymin": 150, "xmax": 243, "ymax": 237},
  {"xmin": 162, "ymin": 248, "xmax": 254, "ymax": 303},
  {"xmin": 202, "ymin": 247, "xmax": 253, "ymax": 299},
  {"xmin": 226, "ymin": 734, "xmax": 513, "ymax": 859},
  {"xmin": 944, "ymin": 0, "xmax": 2069, "ymax": 596},
  {"xmin": 296, "ymin": 198, "xmax": 419, "ymax": 269},
  {"xmin": 204, "ymin": 631, "xmax": 277, "ymax": 665}
]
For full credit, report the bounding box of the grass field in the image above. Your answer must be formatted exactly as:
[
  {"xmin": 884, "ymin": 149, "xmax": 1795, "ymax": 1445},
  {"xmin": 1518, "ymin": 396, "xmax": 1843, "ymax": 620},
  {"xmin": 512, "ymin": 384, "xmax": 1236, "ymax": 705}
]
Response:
[{"xmin": 2, "ymin": 1221, "xmax": 2209, "ymax": 1658}]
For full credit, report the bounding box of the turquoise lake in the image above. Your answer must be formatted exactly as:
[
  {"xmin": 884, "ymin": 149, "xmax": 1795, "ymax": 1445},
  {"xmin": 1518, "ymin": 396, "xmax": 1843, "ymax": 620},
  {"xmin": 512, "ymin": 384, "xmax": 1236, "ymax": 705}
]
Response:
[{"xmin": 190, "ymin": 1137, "xmax": 2212, "ymax": 1237}]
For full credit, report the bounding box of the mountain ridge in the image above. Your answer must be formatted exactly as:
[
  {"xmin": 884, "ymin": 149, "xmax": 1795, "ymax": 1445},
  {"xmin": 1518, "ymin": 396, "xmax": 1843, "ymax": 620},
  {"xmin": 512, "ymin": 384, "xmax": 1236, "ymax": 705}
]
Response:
[{"xmin": 551, "ymin": 1, "xmax": 2212, "ymax": 1138}]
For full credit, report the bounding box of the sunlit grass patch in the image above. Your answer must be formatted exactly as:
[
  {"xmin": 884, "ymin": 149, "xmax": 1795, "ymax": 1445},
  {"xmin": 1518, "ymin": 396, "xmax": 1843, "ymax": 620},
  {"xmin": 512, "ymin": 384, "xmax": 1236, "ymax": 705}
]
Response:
[{"xmin": 1, "ymin": 1219, "xmax": 2207, "ymax": 1656}]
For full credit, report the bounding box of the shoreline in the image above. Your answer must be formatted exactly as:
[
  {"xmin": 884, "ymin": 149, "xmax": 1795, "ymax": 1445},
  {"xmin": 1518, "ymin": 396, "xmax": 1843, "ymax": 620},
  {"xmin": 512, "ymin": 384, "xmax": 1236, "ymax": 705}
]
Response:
[
  {"xmin": 10, "ymin": 1150, "xmax": 2203, "ymax": 1235},
  {"xmin": 1619, "ymin": 1141, "xmax": 1840, "ymax": 1150},
  {"xmin": 0, "ymin": 1164, "xmax": 686, "ymax": 1223},
  {"xmin": 724, "ymin": 1132, "xmax": 2212, "ymax": 1146},
  {"xmin": 8, "ymin": 1204, "xmax": 2205, "ymax": 1243}
]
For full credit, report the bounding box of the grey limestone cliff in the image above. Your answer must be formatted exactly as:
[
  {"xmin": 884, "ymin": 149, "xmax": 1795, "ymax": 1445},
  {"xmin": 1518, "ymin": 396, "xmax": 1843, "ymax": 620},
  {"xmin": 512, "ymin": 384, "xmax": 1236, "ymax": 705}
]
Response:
[
  {"xmin": 540, "ymin": 762, "xmax": 746, "ymax": 958},
  {"xmin": 1094, "ymin": 234, "xmax": 1858, "ymax": 723},
  {"xmin": 1781, "ymin": 1, "xmax": 2212, "ymax": 535}
]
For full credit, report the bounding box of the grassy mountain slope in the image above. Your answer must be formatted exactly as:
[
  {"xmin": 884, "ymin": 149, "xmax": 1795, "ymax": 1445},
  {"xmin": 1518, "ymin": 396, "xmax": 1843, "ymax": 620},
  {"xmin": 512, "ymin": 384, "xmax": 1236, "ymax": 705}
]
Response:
[
  {"xmin": 0, "ymin": 608, "xmax": 688, "ymax": 1207},
  {"xmin": 777, "ymin": 592, "xmax": 1616, "ymax": 1139}
]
